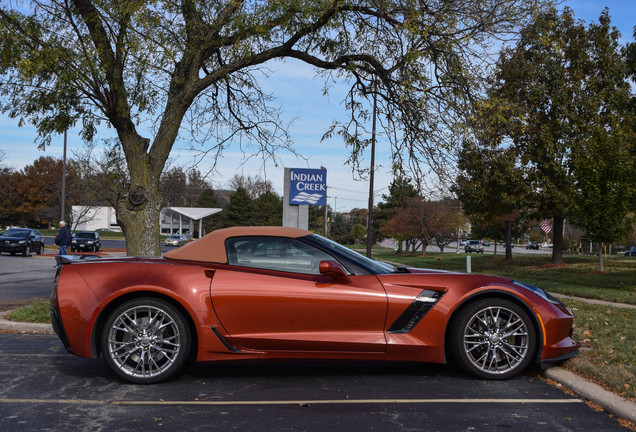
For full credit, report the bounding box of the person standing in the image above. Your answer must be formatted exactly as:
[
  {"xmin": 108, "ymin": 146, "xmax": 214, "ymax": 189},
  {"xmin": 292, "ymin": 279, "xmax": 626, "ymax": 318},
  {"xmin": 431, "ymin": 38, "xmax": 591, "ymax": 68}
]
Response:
[{"xmin": 55, "ymin": 221, "xmax": 72, "ymax": 255}]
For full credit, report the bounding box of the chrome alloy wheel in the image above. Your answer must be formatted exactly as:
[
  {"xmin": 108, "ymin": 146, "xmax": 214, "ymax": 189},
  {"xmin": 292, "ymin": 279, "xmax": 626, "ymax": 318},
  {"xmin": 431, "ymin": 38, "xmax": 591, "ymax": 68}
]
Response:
[
  {"xmin": 462, "ymin": 305, "xmax": 531, "ymax": 376},
  {"xmin": 106, "ymin": 304, "xmax": 183, "ymax": 380}
]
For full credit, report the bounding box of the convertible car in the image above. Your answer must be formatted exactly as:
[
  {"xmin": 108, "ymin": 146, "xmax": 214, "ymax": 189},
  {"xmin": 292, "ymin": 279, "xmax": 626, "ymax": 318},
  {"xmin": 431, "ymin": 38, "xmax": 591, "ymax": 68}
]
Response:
[{"xmin": 50, "ymin": 227, "xmax": 579, "ymax": 384}]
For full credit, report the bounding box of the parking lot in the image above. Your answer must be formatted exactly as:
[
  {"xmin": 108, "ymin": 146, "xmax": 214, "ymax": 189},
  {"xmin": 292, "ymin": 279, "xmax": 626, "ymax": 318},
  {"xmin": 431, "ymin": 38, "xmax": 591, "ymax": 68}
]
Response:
[{"xmin": 1, "ymin": 332, "xmax": 630, "ymax": 432}]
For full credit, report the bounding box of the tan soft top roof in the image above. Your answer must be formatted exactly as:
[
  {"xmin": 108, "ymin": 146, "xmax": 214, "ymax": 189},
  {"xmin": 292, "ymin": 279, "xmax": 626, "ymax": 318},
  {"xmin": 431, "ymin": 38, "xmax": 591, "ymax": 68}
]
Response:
[{"xmin": 163, "ymin": 226, "xmax": 312, "ymax": 263}]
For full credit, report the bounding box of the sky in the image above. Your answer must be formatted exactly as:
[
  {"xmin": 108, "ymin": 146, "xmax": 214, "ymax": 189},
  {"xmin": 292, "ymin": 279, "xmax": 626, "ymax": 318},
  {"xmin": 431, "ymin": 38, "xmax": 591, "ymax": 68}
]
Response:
[{"xmin": 1, "ymin": 0, "xmax": 634, "ymax": 212}]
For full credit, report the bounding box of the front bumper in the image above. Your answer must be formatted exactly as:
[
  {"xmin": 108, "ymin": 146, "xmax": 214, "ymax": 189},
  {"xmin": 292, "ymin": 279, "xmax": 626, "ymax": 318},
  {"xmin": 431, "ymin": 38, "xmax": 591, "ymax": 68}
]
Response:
[
  {"xmin": 539, "ymin": 350, "xmax": 580, "ymax": 369},
  {"xmin": 0, "ymin": 244, "xmax": 27, "ymax": 253}
]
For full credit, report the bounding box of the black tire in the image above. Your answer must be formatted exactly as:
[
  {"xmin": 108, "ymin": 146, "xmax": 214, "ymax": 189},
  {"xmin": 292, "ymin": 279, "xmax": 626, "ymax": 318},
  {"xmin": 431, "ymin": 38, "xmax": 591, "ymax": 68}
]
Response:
[
  {"xmin": 449, "ymin": 298, "xmax": 536, "ymax": 380},
  {"xmin": 22, "ymin": 245, "xmax": 31, "ymax": 257},
  {"xmin": 101, "ymin": 298, "xmax": 191, "ymax": 384},
  {"xmin": 37, "ymin": 243, "xmax": 44, "ymax": 255}
]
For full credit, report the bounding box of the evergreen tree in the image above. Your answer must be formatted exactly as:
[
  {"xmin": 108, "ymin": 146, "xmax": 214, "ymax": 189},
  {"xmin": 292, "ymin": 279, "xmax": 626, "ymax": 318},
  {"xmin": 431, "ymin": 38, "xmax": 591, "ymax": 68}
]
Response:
[
  {"xmin": 223, "ymin": 187, "xmax": 254, "ymax": 227},
  {"xmin": 253, "ymin": 191, "xmax": 283, "ymax": 226}
]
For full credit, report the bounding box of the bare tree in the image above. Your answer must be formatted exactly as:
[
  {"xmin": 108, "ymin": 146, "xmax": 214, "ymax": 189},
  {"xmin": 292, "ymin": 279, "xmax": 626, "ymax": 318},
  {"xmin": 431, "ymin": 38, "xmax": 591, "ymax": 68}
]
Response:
[{"xmin": 0, "ymin": 1, "xmax": 548, "ymax": 254}]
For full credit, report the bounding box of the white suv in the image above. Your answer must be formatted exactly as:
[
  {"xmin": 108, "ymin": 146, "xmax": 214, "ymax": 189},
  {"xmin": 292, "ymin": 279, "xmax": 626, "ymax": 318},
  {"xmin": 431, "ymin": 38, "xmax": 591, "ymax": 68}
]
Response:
[{"xmin": 465, "ymin": 240, "xmax": 484, "ymax": 253}]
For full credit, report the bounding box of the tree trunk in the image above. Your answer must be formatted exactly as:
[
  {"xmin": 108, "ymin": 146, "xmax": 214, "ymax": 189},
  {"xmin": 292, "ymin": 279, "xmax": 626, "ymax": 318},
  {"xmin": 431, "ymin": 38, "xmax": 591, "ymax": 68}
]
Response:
[
  {"xmin": 117, "ymin": 183, "xmax": 162, "ymax": 256},
  {"xmin": 115, "ymin": 136, "xmax": 164, "ymax": 256},
  {"xmin": 598, "ymin": 242, "xmax": 604, "ymax": 272},
  {"xmin": 551, "ymin": 215, "xmax": 564, "ymax": 265},
  {"xmin": 505, "ymin": 220, "xmax": 513, "ymax": 261}
]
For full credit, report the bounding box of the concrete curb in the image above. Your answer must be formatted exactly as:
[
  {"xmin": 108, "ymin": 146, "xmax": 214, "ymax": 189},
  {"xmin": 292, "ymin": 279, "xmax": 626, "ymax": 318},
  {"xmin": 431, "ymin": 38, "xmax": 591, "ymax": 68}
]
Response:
[
  {"xmin": 0, "ymin": 311, "xmax": 53, "ymax": 333},
  {"xmin": 543, "ymin": 367, "xmax": 636, "ymax": 425}
]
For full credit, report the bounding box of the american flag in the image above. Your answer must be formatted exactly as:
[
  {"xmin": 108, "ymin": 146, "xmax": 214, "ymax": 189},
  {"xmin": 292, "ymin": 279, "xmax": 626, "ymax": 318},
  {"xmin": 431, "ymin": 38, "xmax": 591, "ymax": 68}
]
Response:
[{"xmin": 540, "ymin": 219, "xmax": 552, "ymax": 233}]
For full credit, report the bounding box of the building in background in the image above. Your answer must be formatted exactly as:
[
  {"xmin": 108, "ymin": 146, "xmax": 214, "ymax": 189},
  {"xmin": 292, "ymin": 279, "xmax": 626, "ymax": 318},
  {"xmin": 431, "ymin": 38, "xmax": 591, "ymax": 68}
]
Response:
[{"xmin": 71, "ymin": 206, "xmax": 221, "ymax": 238}]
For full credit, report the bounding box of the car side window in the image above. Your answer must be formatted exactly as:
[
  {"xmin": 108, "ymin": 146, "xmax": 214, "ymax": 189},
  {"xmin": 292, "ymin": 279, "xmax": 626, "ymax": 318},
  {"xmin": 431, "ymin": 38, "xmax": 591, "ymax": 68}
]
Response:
[{"xmin": 226, "ymin": 236, "xmax": 334, "ymax": 275}]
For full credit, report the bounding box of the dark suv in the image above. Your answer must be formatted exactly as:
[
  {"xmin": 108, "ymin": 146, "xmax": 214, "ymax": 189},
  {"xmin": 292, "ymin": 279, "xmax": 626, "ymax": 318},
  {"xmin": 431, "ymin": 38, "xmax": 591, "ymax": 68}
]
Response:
[
  {"xmin": 71, "ymin": 231, "xmax": 102, "ymax": 252},
  {"xmin": 0, "ymin": 228, "xmax": 45, "ymax": 256}
]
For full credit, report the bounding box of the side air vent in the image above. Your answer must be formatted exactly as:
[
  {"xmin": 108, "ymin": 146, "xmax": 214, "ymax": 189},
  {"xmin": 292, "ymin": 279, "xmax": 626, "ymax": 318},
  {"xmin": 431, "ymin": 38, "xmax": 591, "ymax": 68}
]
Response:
[{"xmin": 387, "ymin": 290, "xmax": 445, "ymax": 334}]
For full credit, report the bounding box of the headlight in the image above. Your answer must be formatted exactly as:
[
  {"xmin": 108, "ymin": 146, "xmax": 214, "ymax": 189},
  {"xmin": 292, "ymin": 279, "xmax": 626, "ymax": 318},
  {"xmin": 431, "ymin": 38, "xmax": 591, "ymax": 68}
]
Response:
[
  {"xmin": 18, "ymin": 240, "xmax": 27, "ymax": 244},
  {"xmin": 72, "ymin": 239, "xmax": 77, "ymax": 244},
  {"xmin": 512, "ymin": 280, "xmax": 561, "ymax": 305}
]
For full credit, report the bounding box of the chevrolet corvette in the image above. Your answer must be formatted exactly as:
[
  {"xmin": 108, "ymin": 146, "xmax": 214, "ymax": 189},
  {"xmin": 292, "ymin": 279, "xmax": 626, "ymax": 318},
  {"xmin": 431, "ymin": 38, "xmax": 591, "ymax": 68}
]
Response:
[{"xmin": 50, "ymin": 226, "xmax": 579, "ymax": 384}]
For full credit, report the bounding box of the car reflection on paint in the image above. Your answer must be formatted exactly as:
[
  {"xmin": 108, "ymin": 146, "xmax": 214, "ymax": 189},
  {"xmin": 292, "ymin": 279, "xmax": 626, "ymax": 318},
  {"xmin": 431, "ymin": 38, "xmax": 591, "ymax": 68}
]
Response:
[{"xmin": 50, "ymin": 227, "xmax": 579, "ymax": 384}]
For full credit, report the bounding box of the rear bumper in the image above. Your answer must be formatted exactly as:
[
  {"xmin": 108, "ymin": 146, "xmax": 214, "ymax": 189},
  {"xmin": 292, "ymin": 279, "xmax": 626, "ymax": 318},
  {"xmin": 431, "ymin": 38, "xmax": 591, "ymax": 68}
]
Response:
[{"xmin": 49, "ymin": 306, "xmax": 74, "ymax": 354}]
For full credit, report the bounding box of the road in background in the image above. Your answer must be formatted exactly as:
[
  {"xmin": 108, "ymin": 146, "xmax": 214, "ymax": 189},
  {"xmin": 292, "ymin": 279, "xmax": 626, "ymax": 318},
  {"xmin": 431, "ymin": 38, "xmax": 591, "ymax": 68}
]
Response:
[{"xmin": 378, "ymin": 239, "xmax": 552, "ymax": 255}]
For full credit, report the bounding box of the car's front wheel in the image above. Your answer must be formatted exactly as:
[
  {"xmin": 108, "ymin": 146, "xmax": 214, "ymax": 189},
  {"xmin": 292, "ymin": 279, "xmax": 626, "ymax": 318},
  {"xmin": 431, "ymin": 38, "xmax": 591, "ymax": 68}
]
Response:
[
  {"xmin": 449, "ymin": 298, "xmax": 536, "ymax": 380},
  {"xmin": 101, "ymin": 298, "xmax": 191, "ymax": 384}
]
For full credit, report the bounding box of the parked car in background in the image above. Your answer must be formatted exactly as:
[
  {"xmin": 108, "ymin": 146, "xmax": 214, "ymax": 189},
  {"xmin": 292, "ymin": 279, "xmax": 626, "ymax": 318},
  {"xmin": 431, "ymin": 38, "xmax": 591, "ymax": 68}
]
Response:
[
  {"xmin": 464, "ymin": 240, "xmax": 484, "ymax": 253},
  {"xmin": 164, "ymin": 234, "xmax": 187, "ymax": 247},
  {"xmin": 526, "ymin": 242, "xmax": 540, "ymax": 250},
  {"xmin": 50, "ymin": 226, "xmax": 579, "ymax": 384},
  {"xmin": 624, "ymin": 247, "xmax": 636, "ymax": 257},
  {"xmin": 0, "ymin": 228, "xmax": 45, "ymax": 256},
  {"xmin": 71, "ymin": 231, "xmax": 101, "ymax": 252},
  {"xmin": 480, "ymin": 240, "xmax": 490, "ymax": 247}
]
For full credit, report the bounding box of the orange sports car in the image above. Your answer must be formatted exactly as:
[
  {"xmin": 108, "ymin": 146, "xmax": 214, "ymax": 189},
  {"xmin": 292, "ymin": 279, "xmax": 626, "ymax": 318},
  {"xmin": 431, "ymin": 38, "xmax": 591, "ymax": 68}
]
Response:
[{"xmin": 49, "ymin": 227, "xmax": 579, "ymax": 384}]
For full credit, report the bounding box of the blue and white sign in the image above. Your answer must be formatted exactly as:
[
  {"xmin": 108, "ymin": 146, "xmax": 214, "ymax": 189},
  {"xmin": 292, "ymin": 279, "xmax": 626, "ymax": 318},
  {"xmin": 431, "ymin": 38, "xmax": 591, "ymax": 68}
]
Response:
[{"xmin": 289, "ymin": 168, "xmax": 327, "ymax": 206}]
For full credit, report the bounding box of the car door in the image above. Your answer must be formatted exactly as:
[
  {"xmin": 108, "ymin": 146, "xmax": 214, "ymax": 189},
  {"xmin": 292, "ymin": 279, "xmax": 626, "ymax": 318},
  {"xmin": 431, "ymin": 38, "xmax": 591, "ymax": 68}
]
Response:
[{"xmin": 210, "ymin": 236, "xmax": 388, "ymax": 353}]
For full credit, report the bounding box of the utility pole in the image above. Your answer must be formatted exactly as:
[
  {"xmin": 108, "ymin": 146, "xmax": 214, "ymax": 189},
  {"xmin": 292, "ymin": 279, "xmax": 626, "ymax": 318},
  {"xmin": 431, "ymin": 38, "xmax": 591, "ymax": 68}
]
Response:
[
  {"xmin": 366, "ymin": 86, "xmax": 377, "ymax": 258},
  {"xmin": 60, "ymin": 129, "xmax": 67, "ymax": 222}
]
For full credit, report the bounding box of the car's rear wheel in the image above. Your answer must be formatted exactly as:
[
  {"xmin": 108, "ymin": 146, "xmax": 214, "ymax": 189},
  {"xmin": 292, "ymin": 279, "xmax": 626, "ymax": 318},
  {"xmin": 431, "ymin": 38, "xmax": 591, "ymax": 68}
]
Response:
[
  {"xmin": 449, "ymin": 298, "xmax": 536, "ymax": 380},
  {"xmin": 101, "ymin": 298, "xmax": 191, "ymax": 384}
]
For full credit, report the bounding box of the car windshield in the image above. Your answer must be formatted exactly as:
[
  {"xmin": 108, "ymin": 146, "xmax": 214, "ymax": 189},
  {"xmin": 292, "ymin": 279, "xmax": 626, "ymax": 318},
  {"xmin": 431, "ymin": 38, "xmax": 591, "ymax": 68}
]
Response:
[
  {"xmin": 306, "ymin": 234, "xmax": 403, "ymax": 274},
  {"xmin": 3, "ymin": 229, "xmax": 29, "ymax": 238},
  {"xmin": 76, "ymin": 232, "xmax": 95, "ymax": 239}
]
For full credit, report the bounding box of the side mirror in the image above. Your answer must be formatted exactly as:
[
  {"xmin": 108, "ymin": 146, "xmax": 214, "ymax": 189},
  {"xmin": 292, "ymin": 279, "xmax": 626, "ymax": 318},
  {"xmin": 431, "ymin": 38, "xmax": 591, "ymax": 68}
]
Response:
[{"xmin": 319, "ymin": 260, "xmax": 351, "ymax": 284}]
